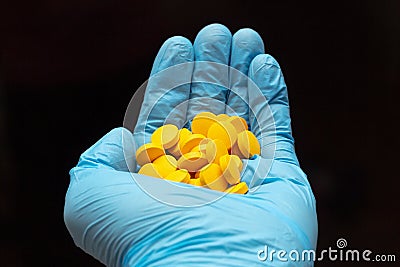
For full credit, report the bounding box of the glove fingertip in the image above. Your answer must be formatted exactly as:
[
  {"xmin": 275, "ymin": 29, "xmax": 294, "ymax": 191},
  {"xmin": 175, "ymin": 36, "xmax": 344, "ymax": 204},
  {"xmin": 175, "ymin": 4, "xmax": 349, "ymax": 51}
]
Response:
[
  {"xmin": 77, "ymin": 127, "xmax": 136, "ymax": 172},
  {"xmin": 151, "ymin": 36, "xmax": 194, "ymax": 76},
  {"xmin": 250, "ymin": 54, "xmax": 281, "ymax": 76}
]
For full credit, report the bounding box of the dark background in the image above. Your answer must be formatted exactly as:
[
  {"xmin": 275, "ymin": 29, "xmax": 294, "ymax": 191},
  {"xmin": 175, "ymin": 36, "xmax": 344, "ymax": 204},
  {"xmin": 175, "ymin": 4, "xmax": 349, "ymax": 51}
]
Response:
[{"xmin": 1, "ymin": 0, "xmax": 399, "ymax": 266}]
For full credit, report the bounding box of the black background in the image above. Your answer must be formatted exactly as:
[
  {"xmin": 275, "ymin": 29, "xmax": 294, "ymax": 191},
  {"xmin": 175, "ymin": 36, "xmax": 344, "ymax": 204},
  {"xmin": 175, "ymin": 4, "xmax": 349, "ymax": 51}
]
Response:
[{"xmin": 1, "ymin": 0, "xmax": 399, "ymax": 266}]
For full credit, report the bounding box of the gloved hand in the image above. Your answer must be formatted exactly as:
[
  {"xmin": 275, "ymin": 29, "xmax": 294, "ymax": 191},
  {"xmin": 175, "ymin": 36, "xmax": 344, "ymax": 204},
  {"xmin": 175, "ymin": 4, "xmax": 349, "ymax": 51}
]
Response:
[{"xmin": 64, "ymin": 24, "xmax": 317, "ymax": 267}]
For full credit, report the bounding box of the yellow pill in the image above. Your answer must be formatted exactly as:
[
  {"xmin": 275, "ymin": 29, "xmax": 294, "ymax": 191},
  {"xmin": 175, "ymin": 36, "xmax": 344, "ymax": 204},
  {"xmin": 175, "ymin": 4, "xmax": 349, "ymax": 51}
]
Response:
[
  {"xmin": 230, "ymin": 141, "xmax": 246, "ymax": 159},
  {"xmin": 136, "ymin": 143, "xmax": 165, "ymax": 166},
  {"xmin": 219, "ymin": 155, "xmax": 241, "ymax": 185},
  {"xmin": 179, "ymin": 128, "xmax": 192, "ymax": 143},
  {"xmin": 219, "ymin": 154, "xmax": 243, "ymax": 173},
  {"xmin": 225, "ymin": 182, "xmax": 249, "ymax": 194},
  {"xmin": 180, "ymin": 133, "xmax": 206, "ymax": 155},
  {"xmin": 188, "ymin": 178, "xmax": 204, "ymax": 186},
  {"xmin": 198, "ymin": 138, "xmax": 212, "ymax": 153},
  {"xmin": 151, "ymin": 124, "xmax": 179, "ymax": 149},
  {"xmin": 190, "ymin": 146, "xmax": 201, "ymax": 152},
  {"xmin": 191, "ymin": 112, "xmax": 217, "ymax": 136},
  {"xmin": 191, "ymin": 138, "xmax": 212, "ymax": 153},
  {"xmin": 216, "ymin": 114, "xmax": 230, "ymax": 121},
  {"xmin": 138, "ymin": 163, "xmax": 163, "ymax": 178},
  {"xmin": 177, "ymin": 152, "xmax": 208, "ymax": 172},
  {"xmin": 239, "ymin": 117, "xmax": 248, "ymax": 130},
  {"xmin": 205, "ymin": 139, "xmax": 228, "ymax": 164},
  {"xmin": 207, "ymin": 121, "xmax": 237, "ymax": 149},
  {"xmin": 199, "ymin": 163, "xmax": 228, "ymax": 192},
  {"xmin": 237, "ymin": 130, "xmax": 261, "ymax": 158},
  {"xmin": 152, "ymin": 155, "xmax": 177, "ymax": 178},
  {"xmin": 168, "ymin": 142, "xmax": 181, "ymax": 159},
  {"xmin": 165, "ymin": 169, "xmax": 191, "ymax": 184},
  {"xmin": 227, "ymin": 116, "xmax": 248, "ymax": 133},
  {"xmin": 177, "ymin": 128, "xmax": 193, "ymax": 151},
  {"xmin": 168, "ymin": 128, "xmax": 192, "ymax": 158}
]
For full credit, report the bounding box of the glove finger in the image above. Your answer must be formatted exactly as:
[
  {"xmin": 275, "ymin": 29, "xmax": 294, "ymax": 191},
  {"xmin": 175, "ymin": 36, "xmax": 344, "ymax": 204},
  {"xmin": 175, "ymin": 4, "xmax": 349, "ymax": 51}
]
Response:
[
  {"xmin": 77, "ymin": 127, "xmax": 137, "ymax": 172},
  {"xmin": 134, "ymin": 36, "xmax": 194, "ymax": 148},
  {"xmin": 227, "ymin": 28, "xmax": 264, "ymax": 125},
  {"xmin": 248, "ymin": 54, "xmax": 299, "ymax": 165},
  {"xmin": 186, "ymin": 23, "xmax": 232, "ymax": 122}
]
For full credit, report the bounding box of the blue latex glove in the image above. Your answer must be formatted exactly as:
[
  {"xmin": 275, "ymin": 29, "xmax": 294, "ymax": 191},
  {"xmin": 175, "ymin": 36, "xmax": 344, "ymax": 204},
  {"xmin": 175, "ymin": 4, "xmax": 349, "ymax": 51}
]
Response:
[{"xmin": 64, "ymin": 24, "xmax": 317, "ymax": 266}]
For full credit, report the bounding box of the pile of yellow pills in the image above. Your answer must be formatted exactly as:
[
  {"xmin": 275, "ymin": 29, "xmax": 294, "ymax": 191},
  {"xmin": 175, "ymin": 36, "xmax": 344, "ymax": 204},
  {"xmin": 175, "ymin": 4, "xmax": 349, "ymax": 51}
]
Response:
[{"xmin": 135, "ymin": 112, "xmax": 261, "ymax": 194}]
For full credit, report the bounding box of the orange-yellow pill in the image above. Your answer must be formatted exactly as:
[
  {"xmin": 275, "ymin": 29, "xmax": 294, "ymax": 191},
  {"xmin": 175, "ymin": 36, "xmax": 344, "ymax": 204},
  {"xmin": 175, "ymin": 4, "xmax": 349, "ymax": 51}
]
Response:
[
  {"xmin": 199, "ymin": 163, "xmax": 228, "ymax": 192},
  {"xmin": 180, "ymin": 133, "xmax": 205, "ymax": 155},
  {"xmin": 152, "ymin": 155, "xmax": 177, "ymax": 178},
  {"xmin": 136, "ymin": 143, "xmax": 165, "ymax": 166},
  {"xmin": 191, "ymin": 112, "xmax": 217, "ymax": 136},
  {"xmin": 165, "ymin": 169, "xmax": 191, "ymax": 184},
  {"xmin": 177, "ymin": 128, "xmax": 193, "ymax": 151},
  {"xmin": 151, "ymin": 124, "xmax": 179, "ymax": 149},
  {"xmin": 219, "ymin": 154, "xmax": 243, "ymax": 173},
  {"xmin": 219, "ymin": 155, "xmax": 241, "ymax": 185},
  {"xmin": 190, "ymin": 146, "xmax": 201, "ymax": 152},
  {"xmin": 216, "ymin": 114, "xmax": 230, "ymax": 121},
  {"xmin": 237, "ymin": 130, "xmax": 261, "ymax": 158},
  {"xmin": 225, "ymin": 182, "xmax": 248, "ymax": 194},
  {"xmin": 198, "ymin": 138, "xmax": 212, "ymax": 153},
  {"xmin": 138, "ymin": 163, "xmax": 163, "ymax": 178},
  {"xmin": 239, "ymin": 117, "xmax": 248, "ymax": 130},
  {"xmin": 168, "ymin": 128, "xmax": 192, "ymax": 158},
  {"xmin": 205, "ymin": 139, "xmax": 228, "ymax": 164},
  {"xmin": 207, "ymin": 121, "xmax": 237, "ymax": 149},
  {"xmin": 230, "ymin": 141, "xmax": 246, "ymax": 159},
  {"xmin": 177, "ymin": 152, "xmax": 208, "ymax": 172},
  {"xmin": 168, "ymin": 143, "xmax": 181, "ymax": 159},
  {"xmin": 188, "ymin": 178, "xmax": 204, "ymax": 186},
  {"xmin": 179, "ymin": 128, "xmax": 192, "ymax": 143},
  {"xmin": 227, "ymin": 116, "xmax": 248, "ymax": 133}
]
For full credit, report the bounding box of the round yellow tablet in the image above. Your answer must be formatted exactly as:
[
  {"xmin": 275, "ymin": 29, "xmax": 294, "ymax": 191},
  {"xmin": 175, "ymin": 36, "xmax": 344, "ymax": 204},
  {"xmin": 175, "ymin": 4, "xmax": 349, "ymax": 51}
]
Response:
[
  {"xmin": 219, "ymin": 156, "xmax": 241, "ymax": 185},
  {"xmin": 165, "ymin": 169, "xmax": 191, "ymax": 184},
  {"xmin": 205, "ymin": 139, "xmax": 228, "ymax": 164},
  {"xmin": 191, "ymin": 112, "xmax": 217, "ymax": 136},
  {"xmin": 138, "ymin": 163, "xmax": 163, "ymax": 178},
  {"xmin": 177, "ymin": 152, "xmax": 208, "ymax": 172},
  {"xmin": 188, "ymin": 178, "xmax": 204, "ymax": 186},
  {"xmin": 168, "ymin": 142, "xmax": 181, "ymax": 159},
  {"xmin": 168, "ymin": 128, "xmax": 192, "ymax": 158},
  {"xmin": 179, "ymin": 128, "xmax": 192, "ymax": 143},
  {"xmin": 225, "ymin": 182, "xmax": 248, "ymax": 194},
  {"xmin": 207, "ymin": 121, "xmax": 237, "ymax": 149},
  {"xmin": 151, "ymin": 124, "xmax": 179, "ymax": 149},
  {"xmin": 199, "ymin": 163, "xmax": 228, "ymax": 192},
  {"xmin": 237, "ymin": 130, "xmax": 261, "ymax": 158},
  {"xmin": 216, "ymin": 114, "xmax": 230, "ymax": 121},
  {"xmin": 230, "ymin": 141, "xmax": 246, "ymax": 159},
  {"xmin": 227, "ymin": 116, "xmax": 248, "ymax": 133},
  {"xmin": 190, "ymin": 145, "xmax": 201, "ymax": 152},
  {"xmin": 180, "ymin": 133, "xmax": 206, "ymax": 155},
  {"xmin": 136, "ymin": 143, "xmax": 165, "ymax": 166},
  {"xmin": 239, "ymin": 117, "xmax": 248, "ymax": 130},
  {"xmin": 152, "ymin": 155, "xmax": 177, "ymax": 178},
  {"xmin": 219, "ymin": 154, "xmax": 243, "ymax": 173},
  {"xmin": 198, "ymin": 138, "xmax": 212, "ymax": 153}
]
